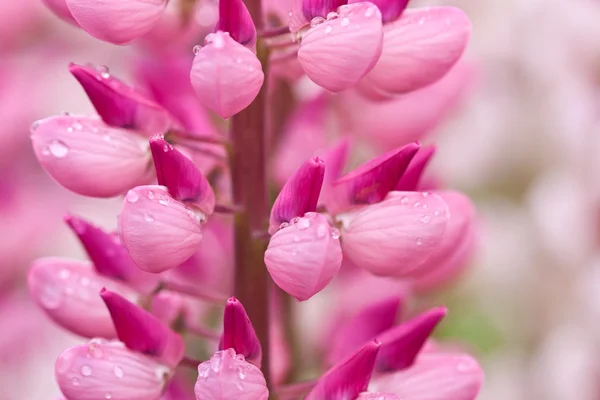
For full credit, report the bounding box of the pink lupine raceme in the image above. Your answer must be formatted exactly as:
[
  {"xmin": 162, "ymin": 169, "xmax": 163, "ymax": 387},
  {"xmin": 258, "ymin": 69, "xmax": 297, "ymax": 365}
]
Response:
[
  {"xmin": 340, "ymin": 191, "xmax": 449, "ymax": 277},
  {"xmin": 194, "ymin": 349, "xmax": 269, "ymax": 400},
  {"xmin": 56, "ymin": 340, "xmax": 171, "ymax": 400},
  {"xmin": 265, "ymin": 212, "xmax": 343, "ymax": 301},
  {"xmin": 66, "ymin": 0, "xmax": 167, "ymax": 44},
  {"xmin": 42, "ymin": 0, "xmax": 78, "ymax": 24},
  {"xmin": 30, "ymin": 115, "xmax": 152, "ymax": 197},
  {"xmin": 298, "ymin": 2, "xmax": 384, "ymax": 92}
]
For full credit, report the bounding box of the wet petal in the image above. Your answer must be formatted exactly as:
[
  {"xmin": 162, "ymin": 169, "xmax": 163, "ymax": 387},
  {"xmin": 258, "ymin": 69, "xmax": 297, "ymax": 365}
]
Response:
[
  {"xmin": 56, "ymin": 340, "xmax": 170, "ymax": 400},
  {"xmin": 298, "ymin": 2, "xmax": 384, "ymax": 92},
  {"xmin": 66, "ymin": 0, "xmax": 167, "ymax": 44},
  {"xmin": 119, "ymin": 185, "xmax": 204, "ymax": 273},
  {"xmin": 31, "ymin": 115, "xmax": 152, "ymax": 197},
  {"xmin": 395, "ymin": 146, "xmax": 436, "ymax": 191},
  {"xmin": 219, "ymin": 297, "xmax": 262, "ymax": 367},
  {"xmin": 191, "ymin": 32, "xmax": 264, "ymax": 119},
  {"xmin": 216, "ymin": 0, "xmax": 256, "ymax": 46},
  {"xmin": 341, "ymin": 191, "xmax": 449, "ymax": 277},
  {"xmin": 265, "ymin": 212, "xmax": 342, "ymax": 301},
  {"xmin": 42, "ymin": 0, "xmax": 78, "ymax": 24},
  {"xmin": 349, "ymin": 0, "xmax": 408, "ymax": 23}
]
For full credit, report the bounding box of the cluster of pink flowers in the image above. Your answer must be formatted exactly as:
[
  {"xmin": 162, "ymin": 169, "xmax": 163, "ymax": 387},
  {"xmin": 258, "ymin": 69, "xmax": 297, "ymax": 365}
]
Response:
[{"xmin": 29, "ymin": 0, "xmax": 484, "ymax": 399}]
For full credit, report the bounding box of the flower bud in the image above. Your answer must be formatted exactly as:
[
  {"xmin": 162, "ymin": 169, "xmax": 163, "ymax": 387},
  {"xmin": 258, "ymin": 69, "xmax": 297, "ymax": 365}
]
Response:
[
  {"xmin": 31, "ymin": 115, "xmax": 152, "ymax": 197},
  {"xmin": 220, "ymin": 297, "xmax": 262, "ymax": 367},
  {"xmin": 216, "ymin": 0, "xmax": 257, "ymax": 46},
  {"xmin": 265, "ymin": 213, "xmax": 342, "ymax": 301}
]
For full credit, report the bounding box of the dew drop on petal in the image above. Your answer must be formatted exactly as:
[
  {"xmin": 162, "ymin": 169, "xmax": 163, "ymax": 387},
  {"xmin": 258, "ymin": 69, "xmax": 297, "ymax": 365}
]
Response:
[
  {"xmin": 159, "ymin": 199, "xmax": 169, "ymax": 207},
  {"xmin": 81, "ymin": 365, "xmax": 92, "ymax": 376},
  {"xmin": 126, "ymin": 191, "xmax": 140, "ymax": 203},
  {"xmin": 40, "ymin": 284, "xmax": 62, "ymax": 309},
  {"xmin": 341, "ymin": 17, "xmax": 350, "ymax": 27},
  {"xmin": 49, "ymin": 140, "xmax": 69, "ymax": 158},
  {"xmin": 193, "ymin": 45, "xmax": 201, "ymax": 55},
  {"xmin": 331, "ymin": 228, "xmax": 341, "ymax": 239},
  {"xmin": 413, "ymin": 201, "xmax": 421, "ymax": 208},
  {"xmin": 143, "ymin": 213, "xmax": 155, "ymax": 222},
  {"xmin": 73, "ymin": 121, "xmax": 83, "ymax": 130},
  {"xmin": 420, "ymin": 215, "xmax": 432, "ymax": 224},
  {"xmin": 365, "ymin": 6, "xmax": 376, "ymax": 17},
  {"xmin": 59, "ymin": 269, "xmax": 70, "ymax": 280},
  {"xmin": 416, "ymin": 237, "xmax": 423, "ymax": 246},
  {"xmin": 198, "ymin": 363, "xmax": 210, "ymax": 379},
  {"xmin": 325, "ymin": 26, "xmax": 333, "ymax": 34},
  {"xmin": 297, "ymin": 218, "xmax": 311, "ymax": 230},
  {"xmin": 210, "ymin": 352, "xmax": 222, "ymax": 372},
  {"xmin": 316, "ymin": 224, "xmax": 328, "ymax": 238},
  {"xmin": 71, "ymin": 377, "xmax": 80, "ymax": 386},
  {"xmin": 327, "ymin": 11, "xmax": 339, "ymax": 20},
  {"xmin": 310, "ymin": 16, "xmax": 325, "ymax": 27},
  {"xmin": 98, "ymin": 65, "xmax": 110, "ymax": 79},
  {"xmin": 114, "ymin": 366, "xmax": 124, "ymax": 378},
  {"xmin": 147, "ymin": 191, "xmax": 155, "ymax": 200},
  {"xmin": 105, "ymin": 393, "xmax": 112, "ymax": 399},
  {"xmin": 237, "ymin": 366, "xmax": 247, "ymax": 380},
  {"xmin": 400, "ymin": 196, "xmax": 409, "ymax": 205}
]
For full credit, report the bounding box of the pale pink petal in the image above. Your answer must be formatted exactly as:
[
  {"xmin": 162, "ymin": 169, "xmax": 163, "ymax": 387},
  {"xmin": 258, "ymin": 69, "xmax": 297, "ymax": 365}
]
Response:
[
  {"xmin": 191, "ymin": 32, "xmax": 264, "ymax": 119},
  {"xmin": 360, "ymin": 7, "xmax": 471, "ymax": 95},
  {"xmin": 42, "ymin": 0, "xmax": 78, "ymax": 24},
  {"xmin": 265, "ymin": 212, "xmax": 342, "ymax": 301},
  {"xmin": 119, "ymin": 185, "xmax": 204, "ymax": 273},
  {"xmin": 370, "ymin": 352, "xmax": 484, "ymax": 400},
  {"xmin": 298, "ymin": 2, "xmax": 384, "ymax": 92},
  {"xmin": 194, "ymin": 349, "xmax": 269, "ymax": 400},
  {"xmin": 341, "ymin": 191, "xmax": 449, "ymax": 277},
  {"xmin": 66, "ymin": 0, "xmax": 167, "ymax": 44},
  {"xmin": 357, "ymin": 393, "xmax": 399, "ymax": 400},
  {"xmin": 27, "ymin": 257, "xmax": 137, "ymax": 338},
  {"xmin": 31, "ymin": 115, "xmax": 152, "ymax": 197},
  {"xmin": 56, "ymin": 340, "xmax": 170, "ymax": 400}
]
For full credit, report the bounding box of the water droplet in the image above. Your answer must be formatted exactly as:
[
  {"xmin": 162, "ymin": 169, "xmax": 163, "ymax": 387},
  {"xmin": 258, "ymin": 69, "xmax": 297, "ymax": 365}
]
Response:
[
  {"xmin": 331, "ymin": 228, "xmax": 341, "ymax": 239},
  {"xmin": 310, "ymin": 16, "xmax": 325, "ymax": 27},
  {"xmin": 235, "ymin": 354, "xmax": 245, "ymax": 361},
  {"xmin": 193, "ymin": 45, "xmax": 201, "ymax": 55},
  {"xmin": 422, "ymin": 204, "xmax": 428, "ymax": 209},
  {"xmin": 400, "ymin": 196, "xmax": 409, "ymax": 205},
  {"xmin": 365, "ymin": 6, "xmax": 376, "ymax": 17},
  {"xmin": 88, "ymin": 342, "xmax": 103, "ymax": 358},
  {"xmin": 98, "ymin": 65, "xmax": 110, "ymax": 79},
  {"xmin": 279, "ymin": 222, "xmax": 290, "ymax": 230},
  {"xmin": 32, "ymin": 121, "xmax": 40, "ymax": 130},
  {"xmin": 126, "ymin": 191, "xmax": 139, "ymax": 203},
  {"xmin": 72, "ymin": 121, "xmax": 83, "ymax": 131},
  {"xmin": 210, "ymin": 352, "xmax": 222, "ymax": 372},
  {"xmin": 413, "ymin": 201, "xmax": 421, "ymax": 208},
  {"xmin": 420, "ymin": 215, "xmax": 432, "ymax": 224},
  {"xmin": 163, "ymin": 143, "xmax": 172, "ymax": 152},
  {"xmin": 316, "ymin": 224, "xmax": 328, "ymax": 238},
  {"xmin": 80, "ymin": 277, "xmax": 90, "ymax": 286},
  {"xmin": 297, "ymin": 218, "xmax": 311, "ymax": 230},
  {"xmin": 105, "ymin": 393, "xmax": 112, "ymax": 399},
  {"xmin": 237, "ymin": 366, "xmax": 247, "ymax": 380},
  {"xmin": 40, "ymin": 284, "xmax": 62, "ymax": 309},
  {"xmin": 158, "ymin": 199, "xmax": 169, "ymax": 206},
  {"xmin": 81, "ymin": 365, "xmax": 92, "ymax": 376},
  {"xmin": 49, "ymin": 140, "xmax": 69, "ymax": 158},
  {"xmin": 325, "ymin": 26, "xmax": 333, "ymax": 34},
  {"xmin": 71, "ymin": 377, "xmax": 80, "ymax": 386},
  {"xmin": 147, "ymin": 191, "xmax": 155, "ymax": 200},
  {"xmin": 422, "ymin": 192, "xmax": 429, "ymax": 197},
  {"xmin": 236, "ymin": 57, "xmax": 243, "ymax": 63},
  {"xmin": 416, "ymin": 237, "xmax": 423, "ymax": 246},
  {"xmin": 434, "ymin": 210, "xmax": 441, "ymax": 216},
  {"xmin": 67, "ymin": 126, "xmax": 74, "ymax": 133},
  {"xmin": 198, "ymin": 363, "xmax": 210, "ymax": 378},
  {"xmin": 103, "ymin": 135, "xmax": 111, "ymax": 142},
  {"xmin": 290, "ymin": 216, "xmax": 300, "ymax": 224},
  {"xmin": 59, "ymin": 269, "xmax": 71, "ymax": 280},
  {"xmin": 341, "ymin": 17, "xmax": 350, "ymax": 27},
  {"xmin": 143, "ymin": 213, "xmax": 155, "ymax": 222},
  {"xmin": 114, "ymin": 366, "xmax": 124, "ymax": 378},
  {"xmin": 236, "ymin": 382, "xmax": 244, "ymax": 391},
  {"xmin": 327, "ymin": 11, "xmax": 339, "ymax": 20}
]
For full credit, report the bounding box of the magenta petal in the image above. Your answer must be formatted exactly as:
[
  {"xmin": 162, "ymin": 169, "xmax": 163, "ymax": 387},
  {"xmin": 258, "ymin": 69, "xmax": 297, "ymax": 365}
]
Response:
[
  {"xmin": 69, "ymin": 63, "xmax": 173, "ymax": 135},
  {"xmin": 216, "ymin": 0, "xmax": 257, "ymax": 46},
  {"xmin": 298, "ymin": 2, "xmax": 384, "ymax": 92},
  {"xmin": 27, "ymin": 257, "xmax": 137, "ymax": 338},
  {"xmin": 341, "ymin": 191, "xmax": 449, "ymax": 277},
  {"xmin": 265, "ymin": 213, "xmax": 342, "ymax": 301},
  {"xmin": 302, "ymin": 0, "xmax": 346, "ymax": 19},
  {"xmin": 356, "ymin": 393, "xmax": 399, "ymax": 400},
  {"xmin": 376, "ymin": 307, "xmax": 446, "ymax": 372},
  {"xmin": 56, "ymin": 340, "xmax": 170, "ymax": 400},
  {"xmin": 119, "ymin": 185, "xmax": 204, "ymax": 273},
  {"xmin": 101, "ymin": 289, "xmax": 184, "ymax": 368},
  {"xmin": 306, "ymin": 340, "xmax": 380, "ymax": 400},
  {"xmin": 150, "ymin": 135, "xmax": 216, "ymax": 214},
  {"xmin": 349, "ymin": 0, "xmax": 408, "ymax": 23},
  {"xmin": 191, "ymin": 32, "xmax": 264, "ymax": 119},
  {"xmin": 269, "ymin": 157, "xmax": 325, "ymax": 234},
  {"xmin": 219, "ymin": 297, "xmax": 262, "ymax": 366},
  {"xmin": 194, "ymin": 349, "xmax": 269, "ymax": 400},
  {"xmin": 395, "ymin": 146, "xmax": 436, "ymax": 191},
  {"xmin": 330, "ymin": 142, "xmax": 420, "ymax": 213},
  {"xmin": 31, "ymin": 115, "xmax": 152, "ymax": 197},
  {"xmin": 42, "ymin": 0, "xmax": 78, "ymax": 24},
  {"xmin": 361, "ymin": 7, "xmax": 471, "ymax": 95},
  {"xmin": 66, "ymin": 0, "xmax": 167, "ymax": 44},
  {"xmin": 64, "ymin": 214, "xmax": 160, "ymax": 294},
  {"xmin": 328, "ymin": 296, "xmax": 402, "ymax": 365}
]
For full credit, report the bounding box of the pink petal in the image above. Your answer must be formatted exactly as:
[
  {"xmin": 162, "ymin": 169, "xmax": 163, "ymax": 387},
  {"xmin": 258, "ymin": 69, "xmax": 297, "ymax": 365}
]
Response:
[
  {"xmin": 265, "ymin": 212, "xmax": 342, "ymax": 301},
  {"xmin": 30, "ymin": 115, "xmax": 152, "ymax": 197},
  {"xmin": 66, "ymin": 0, "xmax": 167, "ymax": 44},
  {"xmin": 360, "ymin": 7, "xmax": 471, "ymax": 95},
  {"xmin": 356, "ymin": 393, "xmax": 399, "ymax": 400},
  {"xmin": 65, "ymin": 214, "xmax": 160, "ymax": 294},
  {"xmin": 370, "ymin": 352, "xmax": 484, "ymax": 400},
  {"xmin": 150, "ymin": 135, "xmax": 216, "ymax": 214},
  {"xmin": 27, "ymin": 257, "xmax": 137, "ymax": 338},
  {"xmin": 395, "ymin": 146, "xmax": 436, "ymax": 191},
  {"xmin": 341, "ymin": 191, "xmax": 449, "ymax": 277},
  {"xmin": 306, "ymin": 340, "xmax": 380, "ymax": 400},
  {"xmin": 328, "ymin": 296, "xmax": 402, "ymax": 365},
  {"xmin": 194, "ymin": 349, "xmax": 269, "ymax": 400},
  {"xmin": 101, "ymin": 289, "xmax": 184, "ymax": 368},
  {"xmin": 269, "ymin": 157, "xmax": 325, "ymax": 234},
  {"xmin": 69, "ymin": 63, "xmax": 173, "ymax": 136},
  {"xmin": 303, "ymin": 0, "xmax": 347, "ymax": 20},
  {"xmin": 42, "ymin": 0, "xmax": 78, "ymax": 24},
  {"xmin": 349, "ymin": 0, "xmax": 408, "ymax": 23},
  {"xmin": 316, "ymin": 138, "xmax": 351, "ymax": 207},
  {"xmin": 216, "ymin": 0, "xmax": 257, "ymax": 46},
  {"xmin": 56, "ymin": 340, "xmax": 170, "ymax": 400},
  {"xmin": 191, "ymin": 32, "xmax": 264, "ymax": 119},
  {"xmin": 219, "ymin": 297, "xmax": 262, "ymax": 367},
  {"xmin": 119, "ymin": 185, "xmax": 204, "ymax": 273},
  {"xmin": 298, "ymin": 2, "xmax": 383, "ymax": 92}
]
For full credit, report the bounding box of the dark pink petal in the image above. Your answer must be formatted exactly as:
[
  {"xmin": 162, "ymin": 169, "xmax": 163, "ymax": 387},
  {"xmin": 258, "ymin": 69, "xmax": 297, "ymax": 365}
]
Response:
[
  {"xmin": 64, "ymin": 214, "xmax": 160, "ymax": 294},
  {"xmin": 370, "ymin": 352, "xmax": 484, "ymax": 400},
  {"xmin": 119, "ymin": 185, "xmax": 204, "ymax": 273},
  {"xmin": 349, "ymin": 0, "xmax": 408, "ymax": 23},
  {"xmin": 30, "ymin": 115, "xmax": 152, "ymax": 197},
  {"xmin": 395, "ymin": 146, "xmax": 436, "ymax": 191},
  {"xmin": 298, "ymin": 2, "xmax": 384, "ymax": 92},
  {"xmin": 101, "ymin": 289, "xmax": 184, "ymax": 368},
  {"xmin": 306, "ymin": 340, "xmax": 380, "ymax": 400},
  {"xmin": 328, "ymin": 296, "xmax": 402, "ymax": 365},
  {"xmin": 69, "ymin": 63, "xmax": 173, "ymax": 136},
  {"xmin": 265, "ymin": 213, "xmax": 342, "ymax": 301},
  {"xmin": 376, "ymin": 307, "xmax": 447, "ymax": 372},
  {"xmin": 56, "ymin": 340, "xmax": 170, "ymax": 400},
  {"xmin": 356, "ymin": 393, "xmax": 399, "ymax": 400},
  {"xmin": 149, "ymin": 135, "xmax": 216, "ymax": 214},
  {"xmin": 341, "ymin": 191, "xmax": 449, "ymax": 277},
  {"xmin": 27, "ymin": 257, "xmax": 137, "ymax": 338},
  {"xmin": 191, "ymin": 32, "xmax": 264, "ymax": 119},
  {"xmin": 269, "ymin": 157, "xmax": 325, "ymax": 234},
  {"xmin": 216, "ymin": 0, "xmax": 257, "ymax": 46},
  {"xmin": 66, "ymin": 0, "xmax": 167, "ymax": 44},
  {"xmin": 194, "ymin": 349, "xmax": 269, "ymax": 400},
  {"xmin": 329, "ymin": 142, "xmax": 419, "ymax": 213},
  {"xmin": 42, "ymin": 0, "xmax": 78, "ymax": 24},
  {"xmin": 219, "ymin": 297, "xmax": 262, "ymax": 366},
  {"xmin": 302, "ymin": 0, "xmax": 347, "ymax": 19},
  {"xmin": 360, "ymin": 7, "xmax": 471, "ymax": 95}
]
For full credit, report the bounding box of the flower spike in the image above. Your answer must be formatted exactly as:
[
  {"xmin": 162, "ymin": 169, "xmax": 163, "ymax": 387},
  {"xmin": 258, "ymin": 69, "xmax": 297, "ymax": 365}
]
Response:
[
  {"xmin": 219, "ymin": 297, "xmax": 262, "ymax": 366},
  {"xmin": 216, "ymin": 0, "xmax": 257, "ymax": 46}
]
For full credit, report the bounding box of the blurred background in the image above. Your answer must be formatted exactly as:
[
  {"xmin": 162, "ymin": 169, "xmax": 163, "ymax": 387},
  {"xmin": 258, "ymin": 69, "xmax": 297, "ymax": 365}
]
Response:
[{"xmin": 2, "ymin": 0, "xmax": 600, "ymax": 398}]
